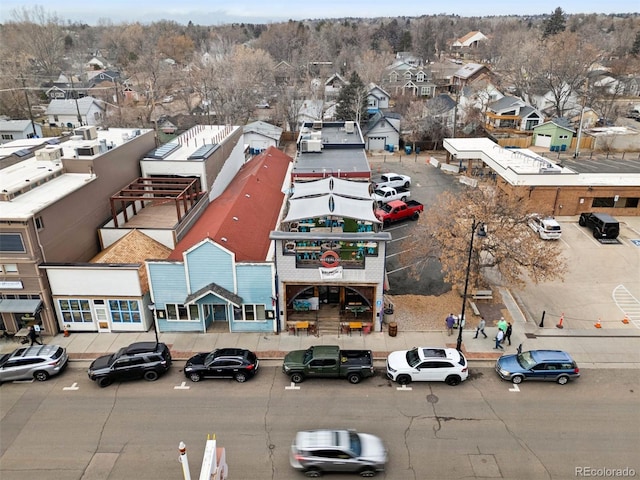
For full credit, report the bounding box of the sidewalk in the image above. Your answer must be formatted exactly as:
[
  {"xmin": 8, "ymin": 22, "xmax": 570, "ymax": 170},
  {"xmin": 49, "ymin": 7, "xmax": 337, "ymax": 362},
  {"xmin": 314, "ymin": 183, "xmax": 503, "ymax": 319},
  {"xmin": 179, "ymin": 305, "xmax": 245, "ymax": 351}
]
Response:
[{"xmin": 3, "ymin": 322, "xmax": 639, "ymax": 368}]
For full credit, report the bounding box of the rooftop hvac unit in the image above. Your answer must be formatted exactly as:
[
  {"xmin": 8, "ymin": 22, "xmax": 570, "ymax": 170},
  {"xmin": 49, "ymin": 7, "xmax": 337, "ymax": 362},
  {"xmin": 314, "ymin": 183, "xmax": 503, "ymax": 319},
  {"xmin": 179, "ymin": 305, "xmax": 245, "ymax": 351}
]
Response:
[
  {"xmin": 35, "ymin": 146, "xmax": 63, "ymax": 161},
  {"xmin": 300, "ymin": 139, "xmax": 322, "ymax": 153},
  {"xmin": 312, "ymin": 120, "xmax": 323, "ymax": 130},
  {"xmin": 75, "ymin": 144, "xmax": 99, "ymax": 156},
  {"xmin": 345, "ymin": 121, "xmax": 355, "ymax": 133},
  {"xmin": 74, "ymin": 126, "xmax": 98, "ymax": 140}
]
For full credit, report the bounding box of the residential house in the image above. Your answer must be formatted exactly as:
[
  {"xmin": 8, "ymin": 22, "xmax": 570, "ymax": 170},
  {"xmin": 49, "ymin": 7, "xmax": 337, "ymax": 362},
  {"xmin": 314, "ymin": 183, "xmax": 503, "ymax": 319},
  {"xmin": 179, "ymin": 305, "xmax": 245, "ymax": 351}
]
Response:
[
  {"xmin": 531, "ymin": 85, "xmax": 581, "ymax": 118},
  {"xmin": 363, "ymin": 112, "xmax": 401, "ymax": 152},
  {"xmin": 0, "ymin": 128, "xmax": 155, "ymax": 336},
  {"xmin": 274, "ymin": 60, "xmax": 295, "ymax": 85},
  {"xmin": 452, "ymin": 63, "xmax": 494, "ymax": 92},
  {"xmin": 243, "ymin": 121, "xmax": 283, "ymax": 152},
  {"xmin": 325, "ymin": 73, "xmax": 349, "ymax": 102},
  {"xmin": 45, "ymin": 73, "xmax": 85, "ymax": 100},
  {"xmin": 42, "ymin": 230, "xmax": 172, "ymax": 333},
  {"xmin": 386, "ymin": 60, "xmax": 436, "ymax": 97},
  {"xmin": 532, "ymin": 119, "xmax": 575, "ymax": 151},
  {"xmin": 366, "ymin": 83, "xmax": 391, "ymax": 114},
  {"xmin": 450, "ymin": 31, "xmax": 488, "ymax": 58},
  {"xmin": 426, "ymin": 94, "xmax": 457, "ymax": 131},
  {"xmin": 46, "ymin": 96, "xmax": 105, "ymax": 128},
  {"xmin": 296, "ymin": 100, "xmax": 324, "ymax": 127},
  {"xmin": 0, "ymin": 120, "xmax": 43, "ymax": 144},
  {"xmin": 146, "ymin": 147, "xmax": 292, "ymax": 333},
  {"xmin": 485, "ymin": 96, "xmax": 543, "ymax": 133}
]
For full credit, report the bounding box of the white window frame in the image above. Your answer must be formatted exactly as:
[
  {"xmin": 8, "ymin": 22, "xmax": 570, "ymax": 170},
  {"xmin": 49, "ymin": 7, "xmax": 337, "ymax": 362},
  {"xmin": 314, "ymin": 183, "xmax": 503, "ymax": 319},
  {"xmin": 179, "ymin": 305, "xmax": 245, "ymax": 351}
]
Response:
[
  {"xmin": 233, "ymin": 304, "xmax": 267, "ymax": 322},
  {"xmin": 165, "ymin": 303, "xmax": 200, "ymax": 322}
]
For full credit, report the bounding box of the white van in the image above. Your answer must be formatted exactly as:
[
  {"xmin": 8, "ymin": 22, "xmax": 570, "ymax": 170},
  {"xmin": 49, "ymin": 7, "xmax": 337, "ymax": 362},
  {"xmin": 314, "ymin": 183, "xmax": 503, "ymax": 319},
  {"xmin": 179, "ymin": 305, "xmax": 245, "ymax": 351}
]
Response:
[{"xmin": 528, "ymin": 214, "xmax": 562, "ymax": 240}]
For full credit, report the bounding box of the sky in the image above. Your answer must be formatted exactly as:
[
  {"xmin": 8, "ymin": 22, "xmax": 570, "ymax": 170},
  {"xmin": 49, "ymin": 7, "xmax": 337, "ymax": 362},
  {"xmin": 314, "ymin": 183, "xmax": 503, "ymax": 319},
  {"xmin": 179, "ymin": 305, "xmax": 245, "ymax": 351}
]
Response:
[{"xmin": 0, "ymin": 0, "xmax": 638, "ymax": 25}]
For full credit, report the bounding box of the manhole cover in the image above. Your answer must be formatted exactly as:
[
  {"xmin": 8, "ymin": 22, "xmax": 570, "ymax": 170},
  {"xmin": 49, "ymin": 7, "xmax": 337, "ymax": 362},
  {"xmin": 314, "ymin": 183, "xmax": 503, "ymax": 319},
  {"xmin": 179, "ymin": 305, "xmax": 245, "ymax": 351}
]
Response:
[{"xmin": 426, "ymin": 394, "xmax": 438, "ymax": 404}]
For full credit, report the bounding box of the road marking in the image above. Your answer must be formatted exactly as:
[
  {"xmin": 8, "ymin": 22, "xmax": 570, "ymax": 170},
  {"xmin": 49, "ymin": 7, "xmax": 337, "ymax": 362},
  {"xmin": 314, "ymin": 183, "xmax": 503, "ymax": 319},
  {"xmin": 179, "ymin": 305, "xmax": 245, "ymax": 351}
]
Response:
[
  {"xmin": 509, "ymin": 384, "xmax": 520, "ymax": 392},
  {"xmin": 13, "ymin": 379, "xmax": 34, "ymax": 384},
  {"xmin": 396, "ymin": 385, "xmax": 413, "ymax": 391},
  {"xmin": 285, "ymin": 382, "xmax": 300, "ymax": 390},
  {"xmin": 174, "ymin": 382, "xmax": 190, "ymax": 390},
  {"xmin": 63, "ymin": 382, "xmax": 79, "ymax": 391}
]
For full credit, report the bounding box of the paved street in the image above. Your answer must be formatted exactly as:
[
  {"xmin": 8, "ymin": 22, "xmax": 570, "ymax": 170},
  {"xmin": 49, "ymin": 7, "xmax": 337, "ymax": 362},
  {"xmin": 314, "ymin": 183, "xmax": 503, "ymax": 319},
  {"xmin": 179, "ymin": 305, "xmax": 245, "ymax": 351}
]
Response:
[{"xmin": 1, "ymin": 365, "xmax": 638, "ymax": 479}]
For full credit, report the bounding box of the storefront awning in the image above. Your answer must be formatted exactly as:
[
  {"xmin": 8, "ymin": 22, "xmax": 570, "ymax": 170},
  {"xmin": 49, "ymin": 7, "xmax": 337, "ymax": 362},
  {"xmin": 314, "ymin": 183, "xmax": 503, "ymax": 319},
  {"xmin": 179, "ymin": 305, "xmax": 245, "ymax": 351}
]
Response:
[{"xmin": 0, "ymin": 299, "xmax": 42, "ymax": 313}]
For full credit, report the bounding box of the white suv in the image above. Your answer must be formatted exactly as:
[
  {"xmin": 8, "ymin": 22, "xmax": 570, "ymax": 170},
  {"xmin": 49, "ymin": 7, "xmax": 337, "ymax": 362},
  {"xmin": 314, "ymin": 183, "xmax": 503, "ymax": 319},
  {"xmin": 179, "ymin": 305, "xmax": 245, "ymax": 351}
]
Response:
[
  {"xmin": 528, "ymin": 214, "xmax": 562, "ymax": 240},
  {"xmin": 386, "ymin": 347, "xmax": 468, "ymax": 386}
]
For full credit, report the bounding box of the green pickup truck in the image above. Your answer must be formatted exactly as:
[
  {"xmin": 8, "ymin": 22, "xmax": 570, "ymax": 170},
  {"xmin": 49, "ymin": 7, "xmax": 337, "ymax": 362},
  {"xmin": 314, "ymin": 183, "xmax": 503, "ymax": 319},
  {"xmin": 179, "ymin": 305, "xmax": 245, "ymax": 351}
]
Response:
[{"xmin": 282, "ymin": 345, "xmax": 375, "ymax": 384}]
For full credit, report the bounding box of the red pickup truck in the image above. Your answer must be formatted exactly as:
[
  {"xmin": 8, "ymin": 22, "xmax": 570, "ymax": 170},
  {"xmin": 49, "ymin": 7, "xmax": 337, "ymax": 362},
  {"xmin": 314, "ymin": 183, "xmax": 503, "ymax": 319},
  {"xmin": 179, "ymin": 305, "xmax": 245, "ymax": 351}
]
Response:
[{"xmin": 375, "ymin": 200, "xmax": 424, "ymax": 227}]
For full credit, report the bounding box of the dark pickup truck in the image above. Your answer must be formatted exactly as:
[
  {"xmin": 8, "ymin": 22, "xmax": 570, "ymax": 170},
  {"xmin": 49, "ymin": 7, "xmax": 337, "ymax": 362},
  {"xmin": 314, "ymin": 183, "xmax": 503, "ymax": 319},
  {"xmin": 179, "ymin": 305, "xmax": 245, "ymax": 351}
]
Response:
[
  {"xmin": 375, "ymin": 199, "xmax": 424, "ymax": 227},
  {"xmin": 282, "ymin": 345, "xmax": 375, "ymax": 384}
]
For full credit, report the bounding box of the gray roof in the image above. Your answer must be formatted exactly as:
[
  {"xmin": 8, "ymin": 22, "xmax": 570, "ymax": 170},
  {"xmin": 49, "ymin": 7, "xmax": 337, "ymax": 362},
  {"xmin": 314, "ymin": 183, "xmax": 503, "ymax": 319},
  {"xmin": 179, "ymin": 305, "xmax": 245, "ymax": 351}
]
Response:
[
  {"xmin": 453, "ymin": 63, "xmax": 486, "ymax": 79},
  {"xmin": 0, "ymin": 120, "xmax": 34, "ymax": 132},
  {"xmin": 243, "ymin": 121, "xmax": 283, "ymax": 141},
  {"xmin": 46, "ymin": 96, "xmax": 104, "ymax": 115},
  {"xmin": 489, "ymin": 95, "xmax": 523, "ymax": 112}
]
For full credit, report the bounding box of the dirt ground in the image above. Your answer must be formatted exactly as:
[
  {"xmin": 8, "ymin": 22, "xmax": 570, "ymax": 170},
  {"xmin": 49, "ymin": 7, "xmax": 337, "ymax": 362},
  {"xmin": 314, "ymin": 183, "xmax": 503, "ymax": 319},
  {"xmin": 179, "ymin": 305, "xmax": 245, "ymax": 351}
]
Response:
[{"xmin": 386, "ymin": 290, "xmax": 513, "ymax": 332}]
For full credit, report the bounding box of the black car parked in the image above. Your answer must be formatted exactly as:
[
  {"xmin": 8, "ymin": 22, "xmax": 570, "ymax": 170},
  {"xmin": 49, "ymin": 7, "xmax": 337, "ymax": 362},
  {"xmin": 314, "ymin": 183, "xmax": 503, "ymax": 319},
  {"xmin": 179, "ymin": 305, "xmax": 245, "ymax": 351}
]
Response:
[
  {"xmin": 88, "ymin": 342, "xmax": 172, "ymax": 388},
  {"xmin": 578, "ymin": 212, "xmax": 620, "ymax": 239},
  {"xmin": 184, "ymin": 348, "xmax": 259, "ymax": 383}
]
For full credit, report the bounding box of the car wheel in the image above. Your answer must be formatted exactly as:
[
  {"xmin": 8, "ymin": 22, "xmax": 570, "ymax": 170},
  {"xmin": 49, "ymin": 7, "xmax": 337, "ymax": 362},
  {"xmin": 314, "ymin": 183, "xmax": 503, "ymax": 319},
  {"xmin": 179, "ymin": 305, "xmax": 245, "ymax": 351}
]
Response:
[
  {"xmin": 578, "ymin": 216, "xmax": 586, "ymax": 226},
  {"xmin": 360, "ymin": 467, "xmax": 376, "ymax": 477},
  {"xmin": 401, "ymin": 196, "xmax": 407, "ymax": 202},
  {"xmin": 511, "ymin": 375, "xmax": 523, "ymax": 385},
  {"xmin": 411, "ymin": 213, "xmax": 419, "ymax": 221},
  {"xmin": 605, "ymin": 227, "xmax": 619, "ymax": 239},
  {"xmin": 143, "ymin": 370, "xmax": 159, "ymax": 382},
  {"xmin": 593, "ymin": 228, "xmax": 602, "ymax": 239},
  {"xmin": 304, "ymin": 468, "xmax": 322, "ymax": 478},
  {"xmin": 445, "ymin": 375, "xmax": 461, "ymax": 386},
  {"xmin": 97, "ymin": 377, "xmax": 112, "ymax": 388},
  {"xmin": 556, "ymin": 375, "xmax": 569, "ymax": 385},
  {"xmin": 403, "ymin": 181, "xmax": 410, "ymax": 188},
  {"xmin": 290, "ymin": 372, "xmax": 304, "ymax": 384},
  {"xmin": 189, "ymin": 372, "xmax": 202, "ymax": 382},
  {"xmin": 396, "ymin": 374, "xmax": 411, "ymax": 385},
  {"xmin": 347, "ymin": 373, "xmax": 361, "ymax": 384},
  {"xmin": 234, "ymin": 372, "xmax": 247, "ymax": 383},
  {"xmin": 383, "ymin": 220, "xmax": 390, "ymax": 228},
  {"xmin": 33, "ymin": 371, "xmax": 49, "ymax": 382}
]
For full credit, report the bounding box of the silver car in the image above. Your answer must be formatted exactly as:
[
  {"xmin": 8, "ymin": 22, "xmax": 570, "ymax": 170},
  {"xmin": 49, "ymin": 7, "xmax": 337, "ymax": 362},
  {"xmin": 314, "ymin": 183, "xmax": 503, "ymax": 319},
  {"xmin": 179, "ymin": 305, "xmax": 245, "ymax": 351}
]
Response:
[
  {"xmin": 290, "ymin": 429, "xmax": 387, "ymax": 477},
  {"xmin": 0, "ymin": 345, "xmax": 69, "ymax": 383}
]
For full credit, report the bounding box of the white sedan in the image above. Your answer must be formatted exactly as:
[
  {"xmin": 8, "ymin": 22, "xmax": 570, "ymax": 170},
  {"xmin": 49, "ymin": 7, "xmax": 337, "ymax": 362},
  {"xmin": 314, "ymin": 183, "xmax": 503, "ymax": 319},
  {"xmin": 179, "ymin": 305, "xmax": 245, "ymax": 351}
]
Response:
[{"xmin": 386, "ymin": 347, "xmax": 468, "ymax": 386}]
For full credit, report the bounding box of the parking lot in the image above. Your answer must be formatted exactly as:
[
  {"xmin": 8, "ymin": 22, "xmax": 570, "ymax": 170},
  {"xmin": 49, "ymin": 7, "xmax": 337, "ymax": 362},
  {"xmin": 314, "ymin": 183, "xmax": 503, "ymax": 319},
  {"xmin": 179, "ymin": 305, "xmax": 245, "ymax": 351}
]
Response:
[{"xmin": 369, "ymin": 153, "xmax": 640, "ymax": 330}]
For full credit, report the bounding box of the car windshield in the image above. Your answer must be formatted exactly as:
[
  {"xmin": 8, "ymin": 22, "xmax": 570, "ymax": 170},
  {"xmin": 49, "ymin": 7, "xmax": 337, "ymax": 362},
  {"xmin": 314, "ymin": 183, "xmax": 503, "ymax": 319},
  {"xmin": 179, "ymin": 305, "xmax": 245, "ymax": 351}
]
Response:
[
  {"xmin": 113, "ymin": 347, "xmax": 127, "ymax": 360},
  {"xmin": 374, "ymin": 189, "xmax": 386, "ymax": 196},
  {"xmin": 406, "ymin": 348, "xmax": 421, "ymax": 367},
  {"xmin": 380, "ymin": 203, "xmax": 393, "ymax": 213},
  {"xmin": 348, "ymin": 432, "xmax": 362, "ymax": 457},
  {"xmin": 0, "ymin": 353, "xmax": 10, "ymax": 367},
  {"xmin": 205, "ymin": 352, "xmax": 218, "ymax": 365},
  {"xmin": 516, "ymin": 352, "xmax": 536, "ymax": 369}
]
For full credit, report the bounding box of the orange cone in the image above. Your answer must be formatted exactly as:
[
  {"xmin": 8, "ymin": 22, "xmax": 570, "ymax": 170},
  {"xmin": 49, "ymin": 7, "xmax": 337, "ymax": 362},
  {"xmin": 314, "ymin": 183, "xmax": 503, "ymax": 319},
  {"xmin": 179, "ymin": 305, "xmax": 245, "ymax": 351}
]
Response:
[
  {"xmin": 556, "ymin": 313, "xmax": 564, "ymax": 329},
  {"xmin": 622, "ymin": 314, "xmax": 630, "ymax": 324},
  {"xmin": 594, "ymin": 318, "xmax": 602, "ymax": 328}
]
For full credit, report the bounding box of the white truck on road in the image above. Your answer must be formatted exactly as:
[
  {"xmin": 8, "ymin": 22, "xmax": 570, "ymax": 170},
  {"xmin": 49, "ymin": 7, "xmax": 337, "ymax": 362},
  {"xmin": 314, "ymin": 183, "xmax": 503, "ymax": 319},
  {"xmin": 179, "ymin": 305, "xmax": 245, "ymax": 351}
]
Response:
[{"xmin": 372, "ymin": 186, "xmax": 411, "ymax": 205}]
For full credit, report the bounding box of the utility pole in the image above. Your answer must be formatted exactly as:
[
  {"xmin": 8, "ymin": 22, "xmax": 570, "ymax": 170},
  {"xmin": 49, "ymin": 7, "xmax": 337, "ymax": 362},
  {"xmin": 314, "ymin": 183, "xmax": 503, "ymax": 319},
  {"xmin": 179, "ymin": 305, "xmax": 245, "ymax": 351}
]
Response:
[
  {"xmin": 21, "ymin": 77, "xmax": 39, "ymax": 138},
  {"xmin": 68, "ymin": 74, "xmax": 83, "ymax": 126}
]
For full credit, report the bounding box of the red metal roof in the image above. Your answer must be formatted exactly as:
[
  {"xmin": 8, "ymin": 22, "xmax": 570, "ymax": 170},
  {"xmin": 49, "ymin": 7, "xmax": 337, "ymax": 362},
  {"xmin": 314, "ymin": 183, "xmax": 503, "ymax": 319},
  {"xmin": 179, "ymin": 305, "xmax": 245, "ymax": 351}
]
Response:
[{"xmin": 169, "ymin": 146, "xmax": 291, "ymax": 262}]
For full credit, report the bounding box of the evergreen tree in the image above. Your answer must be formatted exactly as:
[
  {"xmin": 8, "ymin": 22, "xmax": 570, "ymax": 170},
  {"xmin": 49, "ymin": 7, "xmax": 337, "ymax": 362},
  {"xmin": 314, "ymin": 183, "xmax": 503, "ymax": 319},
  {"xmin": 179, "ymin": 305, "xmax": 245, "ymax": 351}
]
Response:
[
  {"xmin": 631, "ymin": 31, "xmax": 640, "ymax": 56},
  {"xmin": 335, "ymin": 72, "xmax": 368, "ymax": 124},
  {"xmin": 542, "ymin": 7, "xmax": 566, "ymax": 38}
]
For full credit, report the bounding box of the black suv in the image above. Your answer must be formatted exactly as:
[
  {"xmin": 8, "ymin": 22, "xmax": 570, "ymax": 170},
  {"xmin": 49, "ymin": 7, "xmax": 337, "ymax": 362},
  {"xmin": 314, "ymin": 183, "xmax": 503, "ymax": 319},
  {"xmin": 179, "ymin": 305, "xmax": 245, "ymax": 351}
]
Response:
[
  {"xmin": 578, "ymin": 212, "xmax": 620, "ymax": 239},
  {"xmin": 184, "ymin": 348, "xmax": 259, "ymax": 383},
  {"xmin": 88, "ymin": 342, "xmax": 172, "ymax": 388}
]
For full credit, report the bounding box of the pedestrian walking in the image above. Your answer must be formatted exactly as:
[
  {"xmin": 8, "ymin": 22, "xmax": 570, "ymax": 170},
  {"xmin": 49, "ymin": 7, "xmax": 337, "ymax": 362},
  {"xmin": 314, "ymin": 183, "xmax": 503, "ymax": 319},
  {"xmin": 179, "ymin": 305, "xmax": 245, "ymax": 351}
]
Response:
[
  {"xmin": 28, "ymin": 326, "xmax": 42, "ymax": 346},
  {"xmin": 474, "ymin": 317, "xmax": 488, "ymax": 338},
  {"xmin": 494, "ymin": 329, "xmax": 504, "ymax": 349},
  {"xmin": 445, "ymin": 313, "xmax": 456, "ymax": 336},
  {"xmin": 497, "ymin": 317, "xmax": 507, "ymax": 333},
  {"xmin": 505, "ymin": 322, "xmax": 512, "ymax": 346}
]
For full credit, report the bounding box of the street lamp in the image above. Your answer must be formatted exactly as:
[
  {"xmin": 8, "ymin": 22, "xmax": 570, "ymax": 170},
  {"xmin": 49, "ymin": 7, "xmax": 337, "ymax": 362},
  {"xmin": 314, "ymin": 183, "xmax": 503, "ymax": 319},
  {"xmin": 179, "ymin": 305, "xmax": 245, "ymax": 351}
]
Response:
[
  {"xmin": 456, "ymin": 219, "xmax": 486, "ymax": 352},
  {"xmin": 147, "ymin": 303, "xmax": 160, "ymax": 345}
]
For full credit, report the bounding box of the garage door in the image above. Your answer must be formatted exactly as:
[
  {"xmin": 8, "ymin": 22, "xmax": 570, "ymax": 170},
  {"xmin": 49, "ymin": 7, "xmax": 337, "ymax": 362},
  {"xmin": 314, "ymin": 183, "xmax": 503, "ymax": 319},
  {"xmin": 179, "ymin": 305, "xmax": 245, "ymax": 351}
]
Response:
[
  {"xmin": 368, "ymin": 136, "xmax": 386, "ymax": 151},
  {"xmin": 535, "ymin": 134, "xmax": 551, "ymax": 148}
]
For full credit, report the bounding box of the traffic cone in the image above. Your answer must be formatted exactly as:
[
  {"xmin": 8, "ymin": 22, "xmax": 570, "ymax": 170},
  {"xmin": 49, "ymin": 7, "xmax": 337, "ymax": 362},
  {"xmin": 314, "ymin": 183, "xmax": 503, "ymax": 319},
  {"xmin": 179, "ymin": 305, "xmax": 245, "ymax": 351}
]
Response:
[
  {"xmin": 556, "ymin": 313, "xmax": 564, "ymax": 329},
  {"xmin": 622, "ymin": 314, "xmax": 630, "ymax": 324},
  {"xmin": 594, "ymin": 318, "xmax": 602, "ymax": 328},
  {"xmin": 63, "ymin": 325, "xmax": 70, "ymax": 337}
]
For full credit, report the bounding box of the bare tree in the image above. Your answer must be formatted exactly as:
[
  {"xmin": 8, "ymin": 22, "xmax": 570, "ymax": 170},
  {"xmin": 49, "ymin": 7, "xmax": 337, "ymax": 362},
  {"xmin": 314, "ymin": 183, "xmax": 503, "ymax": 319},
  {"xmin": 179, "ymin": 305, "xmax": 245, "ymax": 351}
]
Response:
[{"xmin": 400, "ymin": 185, "xmax": 567, "ymax": 291}]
